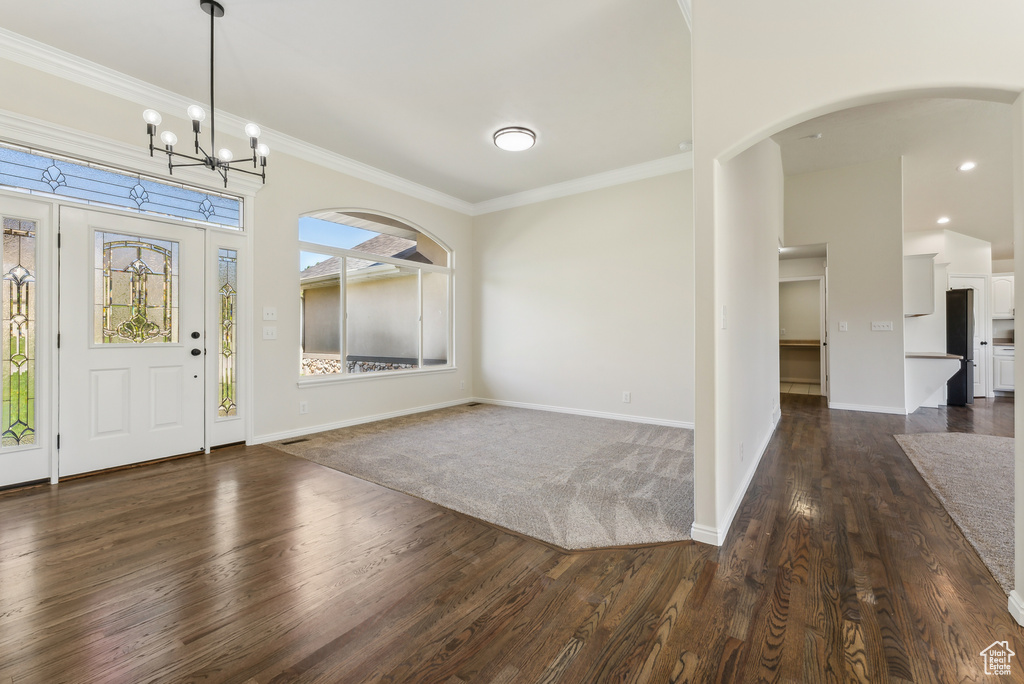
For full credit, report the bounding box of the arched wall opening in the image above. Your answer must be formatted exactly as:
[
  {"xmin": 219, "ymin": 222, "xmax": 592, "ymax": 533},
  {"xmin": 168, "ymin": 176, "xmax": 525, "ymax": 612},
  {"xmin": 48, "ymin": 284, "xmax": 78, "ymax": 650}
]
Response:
[{"xmin": 693, "ymin": 89, "xmax": 1021, "ymax": 590}]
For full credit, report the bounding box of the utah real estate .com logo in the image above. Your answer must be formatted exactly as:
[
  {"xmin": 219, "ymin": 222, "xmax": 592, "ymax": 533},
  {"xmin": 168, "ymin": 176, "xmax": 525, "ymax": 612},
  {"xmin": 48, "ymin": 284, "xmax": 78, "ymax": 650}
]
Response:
[{"xmin": 980, "ymin": 641, "xmax": 1015, "ymax": 676}]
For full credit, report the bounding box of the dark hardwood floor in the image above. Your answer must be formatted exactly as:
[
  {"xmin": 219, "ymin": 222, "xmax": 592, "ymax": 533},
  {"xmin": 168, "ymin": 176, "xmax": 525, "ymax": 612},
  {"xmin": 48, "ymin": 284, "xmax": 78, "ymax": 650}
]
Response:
[{"xmin": 0, "ymin": 396, "xmax": 1020, "ymax": 683}]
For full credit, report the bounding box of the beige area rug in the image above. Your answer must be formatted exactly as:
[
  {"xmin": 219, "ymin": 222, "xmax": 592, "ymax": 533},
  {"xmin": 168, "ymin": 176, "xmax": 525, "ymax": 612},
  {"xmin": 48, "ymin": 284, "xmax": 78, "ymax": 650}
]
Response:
[
  {"xmin": 272, "ymin": 403, "xmax": 694, "ymax": 549},
  {"xmin": 893, "ymin": 433, "xmax": 1013, "ymax": 594}
]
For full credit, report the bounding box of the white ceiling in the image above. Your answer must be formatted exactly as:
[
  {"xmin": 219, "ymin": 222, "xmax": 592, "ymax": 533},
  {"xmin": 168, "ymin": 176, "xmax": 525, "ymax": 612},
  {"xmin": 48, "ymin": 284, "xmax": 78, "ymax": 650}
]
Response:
[
  {"xmin": 773, "ymin": 98, "xmax": 1014, "ymax": 260},
  {"xmin": 0, "ymin": 0, "xmax": 691, "ymax": 205}
]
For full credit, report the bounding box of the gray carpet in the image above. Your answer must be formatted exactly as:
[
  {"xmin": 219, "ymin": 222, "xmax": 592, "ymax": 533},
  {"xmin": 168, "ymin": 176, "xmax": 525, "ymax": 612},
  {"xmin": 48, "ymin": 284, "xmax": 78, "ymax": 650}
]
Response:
[
  {"xmin": 893, "ymin": 432, "xmax": 1014, "ymax": 594},
  {"xmin": 272, "ymin": 403, "xmax": 695, "ymax": 549}
]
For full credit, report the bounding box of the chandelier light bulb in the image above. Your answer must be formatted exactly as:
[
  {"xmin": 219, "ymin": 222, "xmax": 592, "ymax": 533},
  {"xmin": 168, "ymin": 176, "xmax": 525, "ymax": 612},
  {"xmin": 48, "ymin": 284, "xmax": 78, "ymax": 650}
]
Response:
[
  {"xmin": 257, "ymin": 143, "xmax": 270, "ymax": 158},
  {"xmin": 244, "ymin": 123, "xmax": 262, "ymax": 139},
  {"xmin": 160, "ymin": 131, "xmax": 178, "ymax": 147},
  {"xmin": 142, "ymin": 109, "xmax": 163, "ymax": 126},
  {"xmin": 187, "ymin": 105, "xmax": 207, "ymax": 122},
  {"xmin": 217, "ymin": 148, "xmax": 234, "ymax": 163}
]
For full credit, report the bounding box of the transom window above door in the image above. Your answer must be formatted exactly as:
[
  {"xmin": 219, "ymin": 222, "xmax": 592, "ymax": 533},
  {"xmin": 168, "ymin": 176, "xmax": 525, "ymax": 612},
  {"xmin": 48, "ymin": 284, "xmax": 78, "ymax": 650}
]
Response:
[
  {"xmin": 0, "ymin": 142, "xmax": 242, "ymax": 229},
  {"xmin": 298, "ymin": 211, "xmax": 452, "ymax": 380}
]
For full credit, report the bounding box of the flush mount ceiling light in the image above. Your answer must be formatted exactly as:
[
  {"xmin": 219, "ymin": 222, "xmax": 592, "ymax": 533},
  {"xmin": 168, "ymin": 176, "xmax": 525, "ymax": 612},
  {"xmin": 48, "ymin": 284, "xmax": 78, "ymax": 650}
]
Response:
[
  {"xmin": 143, "ymin": 0, "xmax": 268, "ymax": 187},
  {"xmin": 957, "ymin": 161, "xmax": 977, "ymax": 172},
  {"xmin": 493, "ymin": 127, "xmax": 536, "ymax": 152},
  {"xmin": 937, "ymin": 216, "xmax": 951, "ymax": 224}
]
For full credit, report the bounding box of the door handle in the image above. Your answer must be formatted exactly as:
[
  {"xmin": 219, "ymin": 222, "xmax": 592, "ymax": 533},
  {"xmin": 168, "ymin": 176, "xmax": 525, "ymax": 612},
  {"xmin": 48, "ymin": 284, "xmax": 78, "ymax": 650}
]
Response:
[
  {"xmin": 191, "ymin": 331, "xmax": 201, "ymax": 339},
  {"xmin": 191, "ymin": 348, "xmax": 202, "ymax": 356},
  {"xmin": 981, "ymin": 340, "xmax": 988, "ymax": 345}
]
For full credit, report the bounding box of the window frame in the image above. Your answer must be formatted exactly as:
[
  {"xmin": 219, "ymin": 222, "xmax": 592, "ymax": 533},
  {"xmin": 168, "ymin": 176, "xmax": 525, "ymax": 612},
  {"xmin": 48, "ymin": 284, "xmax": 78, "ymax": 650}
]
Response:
[{"xmin": 296, "ymin": 224, "xmax": 454, "ymax": 387}]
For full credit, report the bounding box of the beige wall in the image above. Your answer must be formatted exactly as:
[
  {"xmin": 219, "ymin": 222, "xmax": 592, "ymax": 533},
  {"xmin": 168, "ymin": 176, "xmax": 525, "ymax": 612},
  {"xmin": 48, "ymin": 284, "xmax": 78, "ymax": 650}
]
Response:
[
  {"xmin": 697, "ymin": 137, "xmax": 783, "ymax": 540},
  {"xmin": 779, "ymin": 257, "xmax": 825, "ymax": 279},
  {"xmin": 786, "ymin": 158, "xmax": 906, "ymax": 411},
  {"xmin": 472, "ymin": 171, "xmax": 694, "ymax": 425},
  {"xmin": 779, "ymin": 280, "xmax": 820, "ymax": 340}
]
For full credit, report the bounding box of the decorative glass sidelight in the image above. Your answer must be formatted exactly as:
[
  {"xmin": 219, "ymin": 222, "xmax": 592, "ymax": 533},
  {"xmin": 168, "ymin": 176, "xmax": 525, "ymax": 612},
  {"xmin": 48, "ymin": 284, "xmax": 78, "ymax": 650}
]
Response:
[
  {"xmin": 95, "ymin": 232, "xmax": 179, "ymax": 344},
  {"xmin": 217, "ymin": 248, "xmax": 237, "ymax": 417},
  {"xmin": 2, "ymin": 217, "xmax": 35, "ymax": 446}
]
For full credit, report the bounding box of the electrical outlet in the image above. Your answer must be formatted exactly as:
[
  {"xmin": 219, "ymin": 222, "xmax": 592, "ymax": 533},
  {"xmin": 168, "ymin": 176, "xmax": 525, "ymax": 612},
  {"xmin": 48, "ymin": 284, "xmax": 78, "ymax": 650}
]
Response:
[
  {"xmin": 740, "ymin": 441, "xmax": 745, "ymax": 462},
  {"xmin": 262, "ymin": 325, "xmax": 277, "ymax": 340},
  {"xmin": 299, "ymin": 401, "xmax": 308, "ymax": 414},
  {"xmin": 871, "ymin": 321, "xmax": 893, "ymax": 331},
  {"xmin": 460, "ymin": 380, "xmax": 465, "ymax": 390},
  {"xmin": 780, "ymin": 328, "xmax": 786, "ymax": 336},
  {"xmin": 622, "ymin": 391, "xmax": 631, "ymax": 403}
]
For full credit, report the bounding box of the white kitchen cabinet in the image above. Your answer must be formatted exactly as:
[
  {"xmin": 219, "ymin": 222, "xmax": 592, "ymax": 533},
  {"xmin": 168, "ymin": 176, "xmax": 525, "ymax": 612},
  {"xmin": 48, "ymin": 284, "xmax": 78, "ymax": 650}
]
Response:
[
  {"xmin": 904, "ymin": 253, "xmax": 936, "ymax": 316},
  {"xmin": 992, "ymin": 274, "xmax": 1014, "ymax": 318},
  {"xmin": 993, "ymin": 346, "xmax": 1014, "ymax": 391}
]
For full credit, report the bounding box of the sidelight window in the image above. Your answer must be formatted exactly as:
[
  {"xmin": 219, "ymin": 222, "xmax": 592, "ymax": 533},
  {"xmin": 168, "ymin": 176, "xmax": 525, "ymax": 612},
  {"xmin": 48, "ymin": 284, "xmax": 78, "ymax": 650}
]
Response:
[{"xmin": 2, "ymin": 217, "xmax": 35, "ymax": 446}]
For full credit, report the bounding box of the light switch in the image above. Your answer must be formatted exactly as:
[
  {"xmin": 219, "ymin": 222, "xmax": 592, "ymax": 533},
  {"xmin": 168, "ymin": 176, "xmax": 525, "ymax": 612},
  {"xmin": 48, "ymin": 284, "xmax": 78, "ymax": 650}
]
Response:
[
  {"xmin": 871, "ymin": 321, "xmax": 894, "ymax": 331},
  {"xmin": 263, "ymin": 306, "xmax": 277, "ymax": 321},
  {"xmin": 262, "ymin": 325, "xmax": 277, "ymax": 340},
  {"xmin": 839, "ymin": 321, "xmax": 848, "ymax": 332}
]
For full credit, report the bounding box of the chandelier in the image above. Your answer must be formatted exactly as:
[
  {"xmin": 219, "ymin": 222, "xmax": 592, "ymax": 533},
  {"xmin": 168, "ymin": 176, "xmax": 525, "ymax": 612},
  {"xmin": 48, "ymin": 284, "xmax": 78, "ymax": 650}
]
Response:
[{"xmin": 143, "ymin": 0, "xmax": 268, "ymax": 187}]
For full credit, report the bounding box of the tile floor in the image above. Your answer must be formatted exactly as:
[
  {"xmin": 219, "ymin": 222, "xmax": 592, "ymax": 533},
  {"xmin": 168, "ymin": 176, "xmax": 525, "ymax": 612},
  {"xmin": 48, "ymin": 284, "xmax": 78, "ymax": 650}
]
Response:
[{"xmin": 780, "ymin": 382, "xmax": 821, "ymax": 395}]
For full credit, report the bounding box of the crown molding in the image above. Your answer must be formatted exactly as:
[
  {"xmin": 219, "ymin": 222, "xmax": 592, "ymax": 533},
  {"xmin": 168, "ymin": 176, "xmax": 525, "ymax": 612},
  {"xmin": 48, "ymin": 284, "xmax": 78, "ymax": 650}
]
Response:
[
  {"xmin": 677, "ymin": 0, "xmax": 692, "ymax": 31},
  {"xmin": 472, "ymin": 152, "xmax": 693, "ymax": 215},
  {"xmin": 0, "ymin": 26, "xmax": 692, "ymax": 218},
  {"xmin": 0, "ymin": 26, "xmax": 475, "ymax": 215}
]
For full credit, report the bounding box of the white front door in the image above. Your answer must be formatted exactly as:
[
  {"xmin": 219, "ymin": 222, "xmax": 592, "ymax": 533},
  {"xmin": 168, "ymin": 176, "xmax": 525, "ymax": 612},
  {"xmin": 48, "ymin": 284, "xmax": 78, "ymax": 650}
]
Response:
[
  {"xmin": 59, "ymin": 208, "xmax": 206, "ymax": 477},
  {"xmin": 949, "ymin": 274, "xmax": 988, "ymax": 398}
]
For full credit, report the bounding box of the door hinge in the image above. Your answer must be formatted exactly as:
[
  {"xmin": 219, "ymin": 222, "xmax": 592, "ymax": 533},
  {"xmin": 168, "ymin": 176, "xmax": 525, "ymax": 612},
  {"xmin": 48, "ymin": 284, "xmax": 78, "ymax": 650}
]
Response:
[
  {"xmin": 57, "ymin": 233, "xmax": 61, "ymax": 248},
  {"xmin": 56, "ymin": 434, "xmax": 60, "ymax": 449},
  {"xmin": 57, "ymin": 333, "xmax": 60, "ymax": 349}
]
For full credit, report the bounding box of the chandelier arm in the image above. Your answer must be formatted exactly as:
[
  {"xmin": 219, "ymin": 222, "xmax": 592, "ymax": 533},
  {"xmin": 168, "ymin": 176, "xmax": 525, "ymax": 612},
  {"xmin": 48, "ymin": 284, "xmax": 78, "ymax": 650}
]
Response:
[{"xmin": 165, "ymin": 149, "xmax": 209, "ymax": 165}]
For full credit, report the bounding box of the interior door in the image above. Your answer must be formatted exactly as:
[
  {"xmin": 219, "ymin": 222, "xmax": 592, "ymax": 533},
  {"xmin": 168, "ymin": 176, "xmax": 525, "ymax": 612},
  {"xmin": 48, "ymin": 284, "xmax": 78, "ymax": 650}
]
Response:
[
  {"xmin": 948, "ymin": 274, "xmax": 988, "ymax": 398},
  {"xmin": 59, "ymin": 207, "xmax": 205, "ymax": 477}
]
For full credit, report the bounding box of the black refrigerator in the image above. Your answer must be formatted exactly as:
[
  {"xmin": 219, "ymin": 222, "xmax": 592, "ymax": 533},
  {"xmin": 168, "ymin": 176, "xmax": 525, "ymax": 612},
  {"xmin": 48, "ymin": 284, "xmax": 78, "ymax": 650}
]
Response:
[{"xmin": 946, "ymin": 288, "xmax": 974, "ymax": 406}]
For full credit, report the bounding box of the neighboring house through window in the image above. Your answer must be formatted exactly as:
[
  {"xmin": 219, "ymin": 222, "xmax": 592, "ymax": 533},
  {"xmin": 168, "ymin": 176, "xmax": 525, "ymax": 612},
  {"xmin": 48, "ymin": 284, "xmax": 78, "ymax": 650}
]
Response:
[{"xmin": 299, "ymin": 211, "xmax": 451, "ymax": 377}]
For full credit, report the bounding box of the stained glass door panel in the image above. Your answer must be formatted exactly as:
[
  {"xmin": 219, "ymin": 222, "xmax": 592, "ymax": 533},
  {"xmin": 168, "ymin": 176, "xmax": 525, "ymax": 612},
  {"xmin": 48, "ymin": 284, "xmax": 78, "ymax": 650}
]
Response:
[
  {"xmin": 59, "ymin": 208, "xmax": 205, "ymax": 477},
  {"xmin": 0, "ymin": 195, "xmax": 49, "ymax": 488}
]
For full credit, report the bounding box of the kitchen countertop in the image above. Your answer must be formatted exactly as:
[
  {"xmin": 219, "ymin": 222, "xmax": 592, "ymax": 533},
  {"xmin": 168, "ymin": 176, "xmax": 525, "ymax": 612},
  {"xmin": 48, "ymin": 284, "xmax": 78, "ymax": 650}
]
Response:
[{"xmin": 905, "ymin": 352, "xmax": 963, "ymax": 359}]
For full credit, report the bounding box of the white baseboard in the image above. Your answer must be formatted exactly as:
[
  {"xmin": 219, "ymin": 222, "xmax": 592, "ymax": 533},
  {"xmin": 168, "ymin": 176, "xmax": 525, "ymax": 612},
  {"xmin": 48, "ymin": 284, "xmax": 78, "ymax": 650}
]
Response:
[
  {"xmin": 689, "ymin": 523, "xmax": 721, "ymax": 545},
  {"xmin": 690, "ymin": 408, "xmax": 781, "ymax": 546},
  {"xmin": 253, "ymin": 398, "xmax": 471, "ymax": 444},
  {"xmin": 1009, "ymin": 590, "xmax": 1024, "ymax": 627},
  {"xmin": 472, "ymin": 397, "xmax": 694, "ymax": 429},
  {"xmin": 828, "ymin": 402, "xmax": 907, "ymax": 415}
]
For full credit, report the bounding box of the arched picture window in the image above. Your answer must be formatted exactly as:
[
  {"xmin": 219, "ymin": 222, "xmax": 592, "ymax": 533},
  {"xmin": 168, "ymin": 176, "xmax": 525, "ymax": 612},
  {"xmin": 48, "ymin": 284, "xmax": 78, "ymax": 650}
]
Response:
[{"xmin": 298, "ymin": 211, "xmax": 451, "ymax": 377}]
